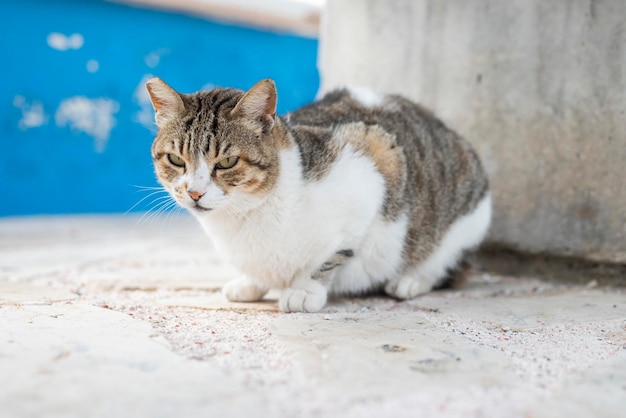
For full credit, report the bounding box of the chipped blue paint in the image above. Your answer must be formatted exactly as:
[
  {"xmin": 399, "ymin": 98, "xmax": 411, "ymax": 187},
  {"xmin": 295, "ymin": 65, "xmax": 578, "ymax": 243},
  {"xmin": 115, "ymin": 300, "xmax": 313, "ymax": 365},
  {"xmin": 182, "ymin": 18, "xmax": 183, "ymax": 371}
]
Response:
[{"xmin": 0, "ymin": 0, "xmax": 319, "ymax": 216}]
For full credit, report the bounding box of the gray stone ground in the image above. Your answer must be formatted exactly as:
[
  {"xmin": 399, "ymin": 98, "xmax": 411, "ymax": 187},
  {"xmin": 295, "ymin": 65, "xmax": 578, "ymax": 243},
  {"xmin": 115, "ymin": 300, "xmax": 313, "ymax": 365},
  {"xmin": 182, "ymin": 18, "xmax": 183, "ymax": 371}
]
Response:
[{"xmin": 1, "ymin": 215, "xmax": 625, "ymax": 418}]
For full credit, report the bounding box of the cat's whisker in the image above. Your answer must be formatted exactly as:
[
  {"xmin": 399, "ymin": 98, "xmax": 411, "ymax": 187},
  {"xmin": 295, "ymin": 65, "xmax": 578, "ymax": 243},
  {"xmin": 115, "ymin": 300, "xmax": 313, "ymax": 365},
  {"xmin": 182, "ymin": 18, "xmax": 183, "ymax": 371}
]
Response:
[
  {"xmin": 142, "ymin": 199, "xmax": 175, "ymax": 226},
  {"xmin": 130, "ymin": 195, "xmax": 173, "ymax": 230},
  {"xmin": 125, "ymin": 189, "xmax": 169, "ymax": 215},
  {"xmin": 128, "ymin": 184, "xmax": 166, "ymax": 191},
  {"xmin": 158, "ymin": 199, "xmax": 180, "ymax": 221},
  {"xmin": 133, "ymin": 207, "xmax": 161, "ymax": 230},
  {"xmin": 133, "ymin": 196, "xmax": 177, "ymax": 229},
  {"xmin": 162, "ymin": 202, "xmax": 184, "ymax": 229},
  {"xmin": 151, "ymin": 199, "xmax": 180, "ymax": 226},
  {"xmin": 141, "ymin": 195, "xmax": 175, "ymax": 217}
]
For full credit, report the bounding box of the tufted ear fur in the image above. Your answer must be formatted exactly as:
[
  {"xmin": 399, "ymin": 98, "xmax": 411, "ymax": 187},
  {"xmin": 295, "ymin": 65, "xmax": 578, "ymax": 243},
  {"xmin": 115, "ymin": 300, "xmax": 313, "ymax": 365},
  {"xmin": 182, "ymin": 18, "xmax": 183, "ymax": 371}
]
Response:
[
  {"xmin": 231, "ymin": 79, "xmax": 277, "ymax": 132},
  {"xmin": 145, "ymin": 77, "xmax": 185, "ymax": 127}
]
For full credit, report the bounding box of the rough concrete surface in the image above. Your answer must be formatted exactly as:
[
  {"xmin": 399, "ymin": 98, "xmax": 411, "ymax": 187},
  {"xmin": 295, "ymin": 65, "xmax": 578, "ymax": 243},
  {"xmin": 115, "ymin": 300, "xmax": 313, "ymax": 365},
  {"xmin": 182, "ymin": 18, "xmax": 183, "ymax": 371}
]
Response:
[
  {"xmin": 1, "ymin": 215, "xmax": 625, "ymax": 418},
  {"xmin": 319, "ymin": 0, "xmax": 626, "ymax": 263}
]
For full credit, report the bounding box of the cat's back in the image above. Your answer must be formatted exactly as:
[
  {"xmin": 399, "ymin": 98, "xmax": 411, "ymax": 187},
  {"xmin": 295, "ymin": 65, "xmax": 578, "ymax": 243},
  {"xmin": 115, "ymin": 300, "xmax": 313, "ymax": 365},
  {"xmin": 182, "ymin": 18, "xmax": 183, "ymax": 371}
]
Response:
[
  {"xmin": 286, "ymin": 87, "xmax": 489, "ymax": 214},
  {"xmin": 286, "ymin": 86, "xmax": 468, "ymax": 161},
  {"xmin": 286, "ymin": 87, "xmax": 490, "ymax": 263},
  {"xmin": 285, "ymin": 87, "xmax": 422, "ymax": 184},
  {"xmin": 287, "ymin": 87, "xmax": 405, "ymax": 128}
]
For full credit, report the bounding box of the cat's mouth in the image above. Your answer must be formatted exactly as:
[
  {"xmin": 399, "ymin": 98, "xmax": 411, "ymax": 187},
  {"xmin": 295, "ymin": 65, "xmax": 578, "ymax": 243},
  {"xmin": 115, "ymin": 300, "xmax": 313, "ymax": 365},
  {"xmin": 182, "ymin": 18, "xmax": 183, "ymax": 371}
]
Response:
[{"xmin": 193, "ymin": 204, "xmax": 213, "ymax": 212}]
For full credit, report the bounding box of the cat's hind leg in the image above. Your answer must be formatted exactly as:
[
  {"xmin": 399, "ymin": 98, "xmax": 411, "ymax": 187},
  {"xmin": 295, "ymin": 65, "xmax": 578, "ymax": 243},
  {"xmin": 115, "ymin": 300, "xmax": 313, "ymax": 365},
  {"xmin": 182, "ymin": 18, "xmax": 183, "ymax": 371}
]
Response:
[
  {"xmin": 385, "ymin": 252, "xmax": 473, "ymax": 300},
  {"xmin": 384, "ymin": 274, "xmax": 436, "ymax": 300},
  {"xmin": 223, "ymin": 275, "xmax": 269, "ymax": 302}
]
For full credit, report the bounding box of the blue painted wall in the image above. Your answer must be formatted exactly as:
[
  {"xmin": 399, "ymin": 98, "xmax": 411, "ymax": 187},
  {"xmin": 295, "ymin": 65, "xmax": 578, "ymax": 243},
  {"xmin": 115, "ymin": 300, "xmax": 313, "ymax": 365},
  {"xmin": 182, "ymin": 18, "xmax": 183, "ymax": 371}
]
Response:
[{"xmin": 0, "ymin": 0, "xmax": 319, "ymax": 216}]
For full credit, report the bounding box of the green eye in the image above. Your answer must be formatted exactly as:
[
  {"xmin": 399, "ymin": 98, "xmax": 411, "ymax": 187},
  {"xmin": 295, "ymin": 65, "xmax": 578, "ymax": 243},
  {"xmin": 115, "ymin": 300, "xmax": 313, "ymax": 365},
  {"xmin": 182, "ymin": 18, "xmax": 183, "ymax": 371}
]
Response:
[
  {"xmin": 167, "ymin": 153, "xmax": 185, "ymax": 168},
  {"xmin": 216, "ymin": 156, "xmax": 239, "ymax": 169}
]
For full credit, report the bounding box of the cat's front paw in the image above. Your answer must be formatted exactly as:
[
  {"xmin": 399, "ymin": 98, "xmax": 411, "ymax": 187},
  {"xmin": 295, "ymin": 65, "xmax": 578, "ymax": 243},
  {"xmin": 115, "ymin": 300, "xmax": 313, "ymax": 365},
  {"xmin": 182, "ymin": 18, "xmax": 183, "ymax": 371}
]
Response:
[
  {"xmin": 385, "ymin": 275, "xmax": 432, "ymax": 300},
  {"xmin": 222, "ymin": 277, "xmax": 268, "ymax": 302},
  {"xmin": 279, "ymin": 279, "xmax": 327, "ymax": 313}
]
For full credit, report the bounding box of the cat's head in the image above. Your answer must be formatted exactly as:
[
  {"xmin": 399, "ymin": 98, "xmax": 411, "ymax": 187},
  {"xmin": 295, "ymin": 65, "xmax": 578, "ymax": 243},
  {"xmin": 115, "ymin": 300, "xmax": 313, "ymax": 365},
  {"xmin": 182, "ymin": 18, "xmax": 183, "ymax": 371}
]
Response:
[{"xmin": 146, "ymin": 77, "xmax": 286, "ymax": 216}]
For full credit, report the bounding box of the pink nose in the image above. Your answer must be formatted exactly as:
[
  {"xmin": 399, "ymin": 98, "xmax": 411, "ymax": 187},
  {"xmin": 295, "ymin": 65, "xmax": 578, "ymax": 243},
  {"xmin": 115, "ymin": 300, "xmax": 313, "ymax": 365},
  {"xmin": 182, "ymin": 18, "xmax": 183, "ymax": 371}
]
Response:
[{"xmin": 188, "ymin": 190, "xmax": 205, "ymax": 202}]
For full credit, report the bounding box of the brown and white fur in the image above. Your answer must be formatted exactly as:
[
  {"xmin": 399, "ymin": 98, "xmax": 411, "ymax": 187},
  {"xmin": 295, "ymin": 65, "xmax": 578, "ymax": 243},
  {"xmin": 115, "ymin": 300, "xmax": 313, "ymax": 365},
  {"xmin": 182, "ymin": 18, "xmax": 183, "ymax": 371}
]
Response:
[{"xmin": 146, "ymin": 78, "xmax": 491, "ymax": 313}]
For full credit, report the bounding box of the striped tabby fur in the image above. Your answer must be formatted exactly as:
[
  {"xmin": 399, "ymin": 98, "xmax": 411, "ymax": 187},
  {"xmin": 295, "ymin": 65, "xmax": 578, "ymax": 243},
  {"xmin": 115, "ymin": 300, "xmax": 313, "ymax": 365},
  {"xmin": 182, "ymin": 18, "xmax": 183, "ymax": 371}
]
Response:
[{"xmin": 146, "ymin": 78, "xmax": 491, "ymax": 312}]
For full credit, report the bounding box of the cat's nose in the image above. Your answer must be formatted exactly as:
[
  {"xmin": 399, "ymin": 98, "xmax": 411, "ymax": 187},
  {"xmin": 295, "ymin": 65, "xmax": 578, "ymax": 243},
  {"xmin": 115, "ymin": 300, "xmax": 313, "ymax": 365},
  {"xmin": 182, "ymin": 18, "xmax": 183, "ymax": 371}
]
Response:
[{"xmin": 187, "ymin": 190, "xmax": 205, "ymax": 202}]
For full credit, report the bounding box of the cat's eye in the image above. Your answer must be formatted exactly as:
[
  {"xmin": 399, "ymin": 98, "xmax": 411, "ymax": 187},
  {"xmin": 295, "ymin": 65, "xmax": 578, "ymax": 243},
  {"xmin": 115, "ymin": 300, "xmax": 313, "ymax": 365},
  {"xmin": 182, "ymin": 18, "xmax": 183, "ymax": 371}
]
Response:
[
  {"xmin": 167, "ymin": 153, "xmax": 185, "ymax": 168},
  {"xmin": 216, "ymin": 156, "xmax": 239, "ymax": 170}
]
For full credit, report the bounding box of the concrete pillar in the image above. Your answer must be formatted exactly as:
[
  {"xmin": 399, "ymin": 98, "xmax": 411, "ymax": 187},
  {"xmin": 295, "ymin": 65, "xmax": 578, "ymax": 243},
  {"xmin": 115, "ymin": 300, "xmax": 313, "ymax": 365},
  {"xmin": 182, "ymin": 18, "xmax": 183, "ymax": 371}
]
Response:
[{"xmin": 319, "ymin": 0, "xmax": 626, "ymax": 263}]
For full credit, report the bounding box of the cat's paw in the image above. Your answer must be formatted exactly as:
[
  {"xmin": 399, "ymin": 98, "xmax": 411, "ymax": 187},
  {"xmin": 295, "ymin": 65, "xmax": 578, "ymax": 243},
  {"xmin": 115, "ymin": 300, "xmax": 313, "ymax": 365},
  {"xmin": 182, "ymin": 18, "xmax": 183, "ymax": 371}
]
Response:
[
  {"xmin": 279, "ymin": 279, "xmax": 327, "ymax": 313},
  {"xmin": 385, "ymin": 275, "xmax": 432, "ymax": 300},
  {"xmin": 222, "ymin": 277, "xmax": 268, "ymax": 302}
]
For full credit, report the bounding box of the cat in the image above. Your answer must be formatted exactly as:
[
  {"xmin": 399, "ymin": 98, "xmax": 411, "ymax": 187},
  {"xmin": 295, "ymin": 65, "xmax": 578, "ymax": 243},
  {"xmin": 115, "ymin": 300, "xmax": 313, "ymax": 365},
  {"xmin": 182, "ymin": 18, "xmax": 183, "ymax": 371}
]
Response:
[{"xmin": 146, "ymin": 77, "xmax": 491, "ymax": 313}]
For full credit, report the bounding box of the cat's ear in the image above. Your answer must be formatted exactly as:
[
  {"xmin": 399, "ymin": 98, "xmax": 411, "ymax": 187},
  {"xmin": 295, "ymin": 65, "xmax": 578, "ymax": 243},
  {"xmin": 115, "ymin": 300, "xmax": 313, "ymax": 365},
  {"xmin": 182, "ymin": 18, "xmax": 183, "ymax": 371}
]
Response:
[
  {"xmin": 145, "ymin": 77, "xmax": 185, "ymax": 127},
  {"xmin": 231, "ymin": 79, "xmax": 277, "ymax": 131}
]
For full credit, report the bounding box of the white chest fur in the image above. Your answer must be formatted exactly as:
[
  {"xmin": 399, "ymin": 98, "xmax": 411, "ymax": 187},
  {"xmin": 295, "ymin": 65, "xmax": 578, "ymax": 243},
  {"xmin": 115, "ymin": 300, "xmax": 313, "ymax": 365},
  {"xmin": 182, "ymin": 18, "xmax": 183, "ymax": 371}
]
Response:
[{"xmin": 197, "ymin": 145, "xmax": 387, "ymax": 288}]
